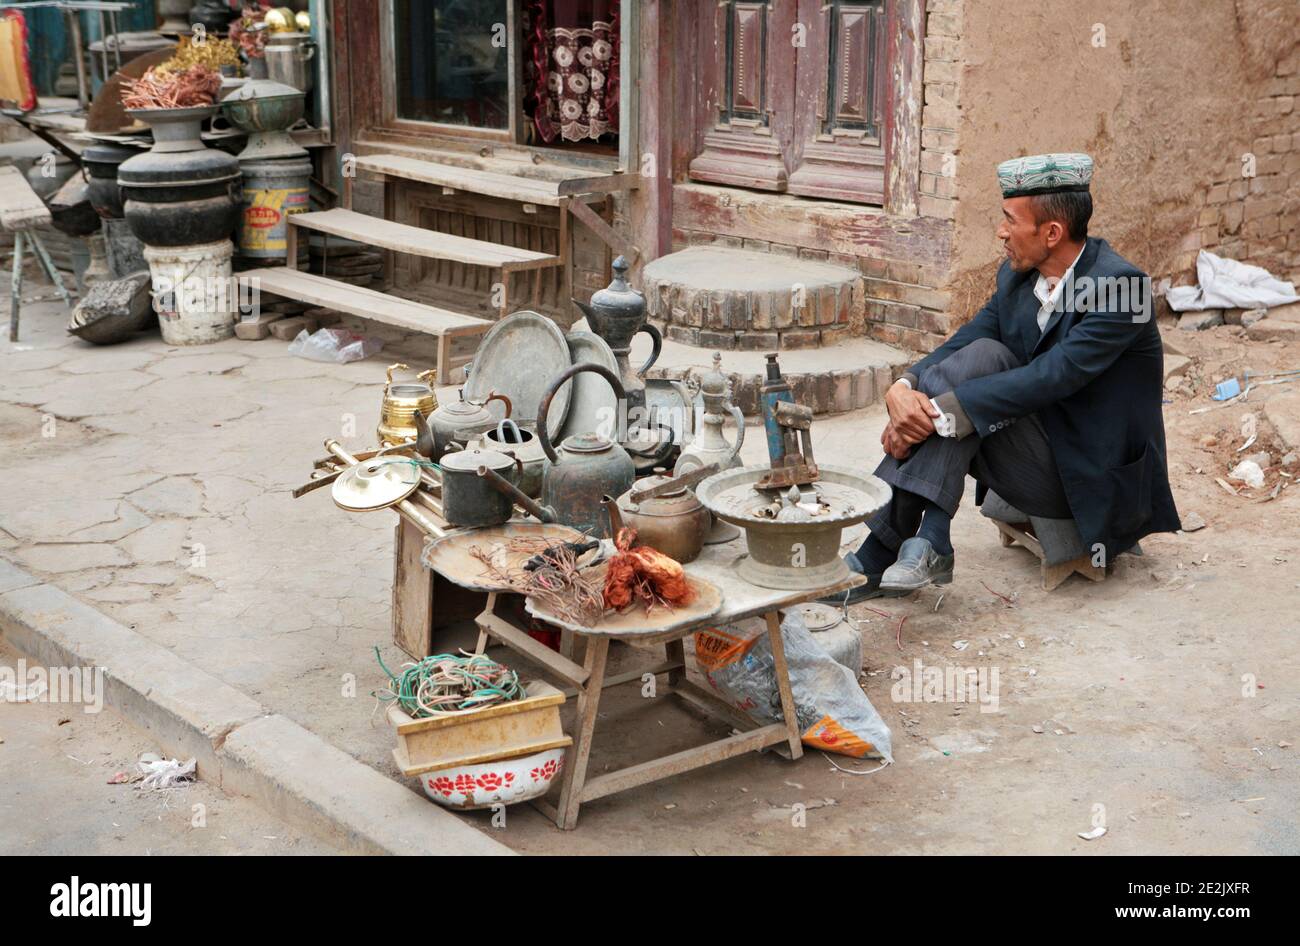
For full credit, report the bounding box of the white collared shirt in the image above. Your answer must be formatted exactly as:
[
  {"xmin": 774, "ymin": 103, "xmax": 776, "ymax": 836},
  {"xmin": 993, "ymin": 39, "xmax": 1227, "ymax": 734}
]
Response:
[{"xmin": 1032, "ymin": 243, "xmax": 1087, "ymax": 334}]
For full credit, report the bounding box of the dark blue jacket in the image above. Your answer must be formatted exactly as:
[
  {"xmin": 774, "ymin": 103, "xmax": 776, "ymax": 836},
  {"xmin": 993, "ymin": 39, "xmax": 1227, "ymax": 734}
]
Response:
[{"xmin": 910, "ymin": 237, "xmax": 1180, "ymax": 559}]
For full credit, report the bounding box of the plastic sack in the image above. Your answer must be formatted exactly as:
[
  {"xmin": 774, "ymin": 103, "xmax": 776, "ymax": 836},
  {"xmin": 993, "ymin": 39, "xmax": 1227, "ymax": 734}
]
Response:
[
  {"xmin": 694, "ymin": 611, "xmax": 892, "ymax": 761},
  {"xmin": 287, "ymin": 327, "xmax": 383, "ymax": 363}
]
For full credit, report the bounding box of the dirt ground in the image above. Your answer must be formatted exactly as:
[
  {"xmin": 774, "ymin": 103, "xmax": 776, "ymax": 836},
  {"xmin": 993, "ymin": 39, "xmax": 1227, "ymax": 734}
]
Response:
[
  {"xmin": 0, "ymin": 639, "xmax": 342, "ymax": 855},
  {"xmin": 0, "ymin": 292, "xmax": 1296, "ymax": 855}
]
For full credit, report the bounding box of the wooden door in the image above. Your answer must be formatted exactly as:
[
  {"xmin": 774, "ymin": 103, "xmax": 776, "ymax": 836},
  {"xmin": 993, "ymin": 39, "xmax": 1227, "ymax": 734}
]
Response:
[
  {"xmin": 687, "ymin": 0, "xmax": 798, "ymax": 192},
  {"xmin": 787, "ymin": 0, "xmax": 888, "ymax": 203},
  {"xmin": 687, "ymin": 0, "xmax": 898, "ymax": 205}
]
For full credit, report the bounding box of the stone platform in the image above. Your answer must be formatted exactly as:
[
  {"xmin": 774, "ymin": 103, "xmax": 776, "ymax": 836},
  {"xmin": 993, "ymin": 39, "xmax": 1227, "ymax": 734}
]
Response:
[{"xmin": 642, "ymin": 245, "xmax": 862, "ymax": 352}]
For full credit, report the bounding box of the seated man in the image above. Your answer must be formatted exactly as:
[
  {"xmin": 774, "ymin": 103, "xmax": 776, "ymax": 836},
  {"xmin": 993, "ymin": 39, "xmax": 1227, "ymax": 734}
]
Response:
[{"xmin": 835, "ymin": 152, "xmax": 1180, "ymax": 603}]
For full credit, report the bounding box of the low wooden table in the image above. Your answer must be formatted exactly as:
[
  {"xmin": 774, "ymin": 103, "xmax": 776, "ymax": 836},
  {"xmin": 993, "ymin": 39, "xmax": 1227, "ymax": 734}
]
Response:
[
  {"xmin": 469, "ymin": 544, "xmax": 863, "ymax": 830},
  {"xmin": 368, "ymin": 465, "xmax": 862, "ymax": 830}
]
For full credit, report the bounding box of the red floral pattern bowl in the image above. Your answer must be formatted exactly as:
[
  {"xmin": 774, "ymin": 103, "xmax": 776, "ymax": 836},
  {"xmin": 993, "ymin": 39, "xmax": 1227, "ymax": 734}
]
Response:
[{"xmin": 419, "ymin": 747, "xmax": 567, "ymax": 810}]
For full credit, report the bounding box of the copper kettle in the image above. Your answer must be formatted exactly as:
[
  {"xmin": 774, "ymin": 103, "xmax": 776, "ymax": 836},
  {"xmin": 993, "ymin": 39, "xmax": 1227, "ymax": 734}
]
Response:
[{"xmin": 606, "ymin": 464, "xmax": 719, "ymax": 563}]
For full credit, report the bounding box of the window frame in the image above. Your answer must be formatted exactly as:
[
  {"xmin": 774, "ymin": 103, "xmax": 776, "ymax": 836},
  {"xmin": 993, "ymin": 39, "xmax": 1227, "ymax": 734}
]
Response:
[{"xmin": 374, "ymin": 0, "xmax": 635, "ymax": 171}]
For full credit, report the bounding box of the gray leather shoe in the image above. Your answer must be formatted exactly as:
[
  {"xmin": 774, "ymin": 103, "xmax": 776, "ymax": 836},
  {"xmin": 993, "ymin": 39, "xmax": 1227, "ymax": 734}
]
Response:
[
  {"xmin": 879, "ymin": 537, "xmax": 954, "ymax": 592},
  {"xmin": 818, "ymin": 553, "xmax": 903, "ymax": 604}
]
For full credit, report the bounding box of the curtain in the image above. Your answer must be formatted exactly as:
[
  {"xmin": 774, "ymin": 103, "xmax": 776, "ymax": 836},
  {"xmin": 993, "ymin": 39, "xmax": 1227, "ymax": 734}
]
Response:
[{"xmin": 525, "ymin": 0, "xmax": 619, "ymax": 144}]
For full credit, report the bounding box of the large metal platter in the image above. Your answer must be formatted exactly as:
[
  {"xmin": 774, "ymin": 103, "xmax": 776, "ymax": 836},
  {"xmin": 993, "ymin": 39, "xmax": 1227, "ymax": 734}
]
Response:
[
  {"xmin": 556, "ymin": 331, "xmax": 620, "ymax": 443},
  {"xmin": 421, "ymin": 521, "xmax": 588, "ymax": 592},
  {"xmin": 464, "ymin": 311, "xmax": 571, "ymax": 440},
  {"xmin": 525, "ymin": 563, "xmax": 723, "ymax": 642}
]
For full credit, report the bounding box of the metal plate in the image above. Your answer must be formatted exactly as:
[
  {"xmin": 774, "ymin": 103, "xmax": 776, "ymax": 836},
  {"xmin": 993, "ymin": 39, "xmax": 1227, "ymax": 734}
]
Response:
[
  {"xmin": 464, "ymin": 311, "xmax": 572, "ymax": 440},
  {"xmin": 525, "ymin": 564, "xmax": 723, "ymax": 642},
  {"xmin": 556, "ymin": 331, "xmax": 620, "ymax": 443},
  {"xmin": 421, "ymin": 522, "xmax": 588, "ymax": 592}
]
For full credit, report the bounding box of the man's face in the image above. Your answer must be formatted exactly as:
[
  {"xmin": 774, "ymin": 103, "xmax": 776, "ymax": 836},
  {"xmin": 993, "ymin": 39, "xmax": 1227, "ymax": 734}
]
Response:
[{"xmin": 996, "ymin": 196, "xmax": 1052, "ymax": 273}]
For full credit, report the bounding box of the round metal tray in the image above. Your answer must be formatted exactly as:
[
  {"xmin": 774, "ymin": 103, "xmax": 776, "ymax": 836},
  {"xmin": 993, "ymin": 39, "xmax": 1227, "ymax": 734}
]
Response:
[
  {"xmin": 463, "ymin": 311, "xmax": 572, "ymax": 440},
  {"xmin": 525, "ymin": 563, "xmax": 723, "ymax": 642},
  {"xmin": 421, "ymin": 522, "xmax": 588, "ymax": 592}
]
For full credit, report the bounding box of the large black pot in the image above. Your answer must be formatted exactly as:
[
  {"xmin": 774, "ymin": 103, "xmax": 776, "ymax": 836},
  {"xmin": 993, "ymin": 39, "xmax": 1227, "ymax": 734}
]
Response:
[
  {"xmin": 190, "ymin": 0, "xmax": 237, "ymax": 33},
  {"xmin": 118, "ymin": 112, "xmax": 242, "ymax": 247},
  {"xmin": 82, "ymin": 143, "xmax": 138, "ymax": 219}
]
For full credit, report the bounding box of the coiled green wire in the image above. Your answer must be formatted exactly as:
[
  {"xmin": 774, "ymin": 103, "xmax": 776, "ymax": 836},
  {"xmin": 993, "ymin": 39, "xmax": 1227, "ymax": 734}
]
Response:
[{"xmin": 375, "ymin": 646, "xmax": 522, "ymax": 718}]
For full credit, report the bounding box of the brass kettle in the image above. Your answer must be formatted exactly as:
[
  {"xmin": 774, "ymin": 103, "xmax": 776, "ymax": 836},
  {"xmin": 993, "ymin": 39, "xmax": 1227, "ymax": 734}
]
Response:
[{"xmin": 377, "ymin": 363, "xmax": 437, "ymax": 446}]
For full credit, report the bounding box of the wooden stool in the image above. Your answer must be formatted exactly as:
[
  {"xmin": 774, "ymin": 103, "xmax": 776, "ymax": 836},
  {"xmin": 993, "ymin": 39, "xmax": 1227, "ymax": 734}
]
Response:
[
  {"xmin": 991, "ymin": 518, "xmax": 1105, "ymax": 591},
  {"xmin": 980, "ymin": 489, "xmax": 1106, "ymax": 592}
]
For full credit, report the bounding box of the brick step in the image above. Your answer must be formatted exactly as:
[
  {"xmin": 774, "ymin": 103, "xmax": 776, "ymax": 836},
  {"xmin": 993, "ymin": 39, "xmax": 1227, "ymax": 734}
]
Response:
[{"xmin": 575, "ymin": 316, "xmax": 911, "ymax": 417}]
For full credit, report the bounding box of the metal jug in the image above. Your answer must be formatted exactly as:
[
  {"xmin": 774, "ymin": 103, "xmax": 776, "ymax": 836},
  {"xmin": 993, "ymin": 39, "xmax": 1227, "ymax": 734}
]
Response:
[
  {"xmin": 572, "ymin": 255, "xmax": 661, "ymax": 418},
  {"xmin": 479, "ymin": 364, "xmax": 636, "ymax": 535},
  {"xmin": 675, "ymin": 352, "xmax": 745, "ymax": 475}
]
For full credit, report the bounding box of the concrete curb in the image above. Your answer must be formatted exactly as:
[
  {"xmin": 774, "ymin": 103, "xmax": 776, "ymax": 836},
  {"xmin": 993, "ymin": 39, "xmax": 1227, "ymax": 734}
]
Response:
[{"xmin": 0, "ymin": 557, "xmax": 513, "ymax": 856}]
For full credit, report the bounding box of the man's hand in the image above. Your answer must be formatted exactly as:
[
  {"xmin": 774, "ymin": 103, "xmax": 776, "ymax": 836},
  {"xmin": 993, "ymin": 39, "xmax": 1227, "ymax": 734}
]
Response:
[
  {"xmin": 885, "ymin": 381, "xmax": 939, "ymax": 443},
  {"xmin": 881, "ymin": 422, "xmax": 912, "ymax": 460}
]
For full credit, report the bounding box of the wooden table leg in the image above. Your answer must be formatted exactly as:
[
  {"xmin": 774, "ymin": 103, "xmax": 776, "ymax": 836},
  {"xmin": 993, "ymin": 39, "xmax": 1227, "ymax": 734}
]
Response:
[
  {"xmin": 764, "ymin": 611, "xmax": 804, "ymax": 759},
  {"xmin": 554, "ymin": 636, "xmax": 610, "ymax": 830},
  {"xmin": 9, "ymin": 230, "xmax": 22, "ymax": 342},
  {"xmin": 665, "ymin": 638, "xmax": 686, "ymax": 686},
  {"xmin": 473, "ymin": 592, "xmax": 498, "ymax": 654}
]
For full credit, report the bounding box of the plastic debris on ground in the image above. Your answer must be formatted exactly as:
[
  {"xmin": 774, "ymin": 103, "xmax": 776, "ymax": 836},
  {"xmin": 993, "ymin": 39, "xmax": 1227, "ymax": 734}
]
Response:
[
  {"xmin": 1212, "ymin": 378, "xmax": 1241, "ymax": 401},
  {"xmin": 1165, "ymin": 249, "xmax": 1299, "ymax": 311},
  {"xmin": 287, "ymin": 327, "xmax": 383, "ymax": 363},
  {"xmin": 1228, "ymin": 460, "xmax": 1265, "ymax": 489},
  {"xmin": 693, "ymin": 610, "xmax": 892, "ymax": 761},
  {"xmin": 136, "ymin": 753, "xmax": 197, "ymax": 791}
]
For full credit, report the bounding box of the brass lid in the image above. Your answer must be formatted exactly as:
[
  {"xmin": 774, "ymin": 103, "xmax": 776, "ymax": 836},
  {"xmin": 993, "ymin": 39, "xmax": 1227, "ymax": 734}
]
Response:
[{"xmin": 332, "ymin": 459, "xmax": 420, "ymax": 512}]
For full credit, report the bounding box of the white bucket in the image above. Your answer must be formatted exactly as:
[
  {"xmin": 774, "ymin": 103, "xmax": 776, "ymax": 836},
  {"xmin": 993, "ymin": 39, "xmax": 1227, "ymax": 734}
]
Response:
[{"xmin": 145, "ymin": 239, "xmax": 237, "ymax": 345}]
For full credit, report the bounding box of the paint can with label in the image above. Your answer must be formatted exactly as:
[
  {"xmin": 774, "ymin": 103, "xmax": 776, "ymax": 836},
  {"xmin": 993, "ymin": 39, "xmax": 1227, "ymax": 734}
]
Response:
[{"xmin": 237, "ymin": 156, "xmax": 311, "ymax": 260}]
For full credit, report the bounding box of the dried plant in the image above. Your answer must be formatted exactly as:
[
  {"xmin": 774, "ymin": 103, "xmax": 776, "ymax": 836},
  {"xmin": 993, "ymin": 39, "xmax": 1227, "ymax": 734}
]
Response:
[{"xmin": 122, "ymin": 65, "xmax": 222, "ymax": 109}]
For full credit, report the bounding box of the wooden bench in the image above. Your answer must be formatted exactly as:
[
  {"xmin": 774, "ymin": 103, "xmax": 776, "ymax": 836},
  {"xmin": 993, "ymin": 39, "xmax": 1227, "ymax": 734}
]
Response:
[
  {"xmin": 238, "ymin": 266, "xmax": 490, "ymax": 383},
  {"xmin": 1, "ymin": 164, "xmax": 74, "ymax": 341},
  {"xmin": 286, "ymin": 207, "xmax": 562, "ymax": 316},
  {"xmin": 347, "ymin": 152, "xmax": 642, "ymax": 266}
]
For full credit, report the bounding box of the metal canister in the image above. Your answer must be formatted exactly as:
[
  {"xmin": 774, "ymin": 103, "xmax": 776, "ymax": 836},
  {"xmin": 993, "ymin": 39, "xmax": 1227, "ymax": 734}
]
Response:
[
  {"xmin": 236, "ymin": 155, "xmax": 311, "ymax": 259},
  {"xmin": 264, "ymin": 32, "xmax": 316, "ymax": 93},
  {"xmin": 793, "ymin": 602, "xmax": 863, "ymax": 673},
  {"xmin": 760, "ymin": 353, "xmax": 795, "ymax": 463}
]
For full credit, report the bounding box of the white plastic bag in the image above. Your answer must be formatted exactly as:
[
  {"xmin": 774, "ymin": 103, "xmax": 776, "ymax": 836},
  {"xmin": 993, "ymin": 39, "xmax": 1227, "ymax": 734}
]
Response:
[
  {"xmin": 287, "ymin": 327, "xmax": 383, "ymax": 363},
  {"xmin": 694, "ymin": 611, "xmax": 893, "ymax": 761}
]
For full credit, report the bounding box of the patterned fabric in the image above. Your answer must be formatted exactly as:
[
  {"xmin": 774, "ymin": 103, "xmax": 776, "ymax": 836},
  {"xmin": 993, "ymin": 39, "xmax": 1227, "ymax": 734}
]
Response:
[
  {"xmin": 525, "ymin": 0, "xmax": 619, "ymax": 144},
  {"xmin": 997, "ymin": 153, "xmax": 1094, "ymax": 197}
]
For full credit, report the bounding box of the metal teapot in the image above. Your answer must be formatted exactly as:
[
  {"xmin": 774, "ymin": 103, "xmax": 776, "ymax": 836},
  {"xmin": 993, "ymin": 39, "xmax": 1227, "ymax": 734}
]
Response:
[
  {"xmin": 427, "ymin": 389, "xmax": 512, "ymax": 461},
  {"xmin": 475, "ymin": 364, "xmax": 635, "ymax": 535},
  {"xmin": 609, "ymin": 464, "xmax": 718, "ymax": 564},
  {"xmin": 572, "ymin": 256, "xmax": 661, "ymax": 417},
  {"xmin": 377, "ymin": 363, "xmax": 438, "ymax": 446}
]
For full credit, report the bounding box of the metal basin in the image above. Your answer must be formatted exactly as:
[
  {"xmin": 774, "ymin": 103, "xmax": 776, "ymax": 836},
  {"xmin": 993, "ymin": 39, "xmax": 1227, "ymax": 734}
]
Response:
[{"xmin": 696, "ymin": 463, "xmax": 892, "ymax": 589}]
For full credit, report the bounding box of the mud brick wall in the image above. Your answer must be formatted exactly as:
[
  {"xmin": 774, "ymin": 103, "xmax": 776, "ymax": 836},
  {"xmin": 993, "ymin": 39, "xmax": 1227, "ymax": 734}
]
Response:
[{"xmin": 1180, "ymin": 48, "xmax": 1300, "ymax": 285}]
